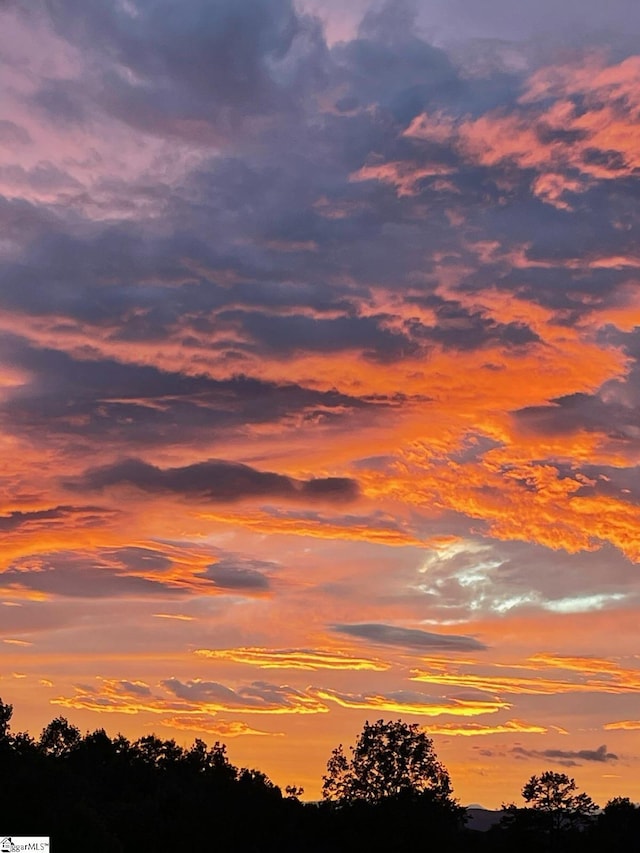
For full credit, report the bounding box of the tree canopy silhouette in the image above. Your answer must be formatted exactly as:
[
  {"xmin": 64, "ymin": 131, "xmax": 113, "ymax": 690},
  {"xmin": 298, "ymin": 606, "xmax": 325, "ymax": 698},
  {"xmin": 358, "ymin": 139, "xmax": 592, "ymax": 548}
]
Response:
[
  {"xmin": 498, "ymin": 769, "xmax": 599, "ymax": 851},
  {"xmin": 594, "ymin": 796, "xmax": 640, "ymax": 848},
  {"xmin": 522, "ymin": 770, "xmax": 597, "ymax": 829},
  {"xmin": 39, "ymin": 716, "xmax": 82, "ymax": 757},
  {"xmin": 0, "ymin": 698, "xmax": 12, "ymax": 742},
  {"xmin": 322, "ymin": 718, "xmax": 453, "ymax": 803}
]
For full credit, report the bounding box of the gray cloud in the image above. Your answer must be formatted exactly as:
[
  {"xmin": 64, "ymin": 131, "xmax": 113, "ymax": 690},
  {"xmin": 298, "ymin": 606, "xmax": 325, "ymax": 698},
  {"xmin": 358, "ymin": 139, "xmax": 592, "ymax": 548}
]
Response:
[
  {"xmin": 406, "ymin": 295, "xmax": 539, "ymax": 350},
  {"xmin": 0, "ymin": 506, "xmax": 110, "ymax": 533},
  {"xmin": 422, "ymin": 0, "xmax": 640, "ymax": 43},
  {"xmin": 3, "ymin": 3, "xmax": 633, "ymax": 380},
  {"xmin": 0, "ymin": 119, "xmax": 32, "ymax": 146},
  {"xmin": 31, "ymin": 80, "xmax": 87, "ymax": 126},
  {"xmin": 512, "ymin": 744, "xmax": 619, "ymax": 767},
  {"xmin": 516, "ymin": 392, "xmax": 636, "ymax": 439},
  {"xmin": 118, "ymin": 680, "xmax": 152, "ymax": 697},
  {"xmin": 67, "ymin": 457, "xmax": 359, "ymax": 505},
  {"xmin": 102, "ymin": 546, "xmax": 174, "ymax": 573},
  {"xmin": 197, "ymin": 558, "xmax": 275, "ymax": 592},
  {"xmin": 43, "ymin": 0, "xmax": 327, "ymax": 141},
  {"xmin": 0, "ymin": 335, "xmax": 377, "ymax": 447},
  {"xmin": 215, "ymin": 309, "xmax": 423, "ymax": 361},
  {"xmin": 331, "ymin": 622, "xmax": 487, "ymax": 651},
  {"xmin": 304, "ymin": 0, "xmax": 640, "ymax": 45},
  {"xmin": 161, "ymin": 677, "xmax": 324, "ymax": 712},
  {"xmin": 515, "ymin": 331, "xmax": 640, "ymax": 460},
  {"xmin": 2, "ymin": 551, "xmax": 184, "ymax": 599}
]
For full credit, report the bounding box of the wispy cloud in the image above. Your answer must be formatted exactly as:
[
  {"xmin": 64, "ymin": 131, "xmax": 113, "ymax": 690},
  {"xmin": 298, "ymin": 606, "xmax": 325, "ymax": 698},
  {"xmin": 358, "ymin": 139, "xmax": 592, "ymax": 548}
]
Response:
[
  {"xmin": 160, "ymin": 716, "xmax": 281, "ymax": 738},
  {"xmin": 604, "ymin": 719, "xmax": 640, "ymax": 731},
  {"xmin": 422, "ymin": 720, "xmax": 548, "ymax": 737},
  {"xmin": 312, "ymin": 688, "xmax": 509, "ymax": 717},
  {"xmin": 412, "ymin": 653, "xmax": 640, "ymax": 696},
  {"xmin": 195, "ymin": 647, "xmax": 390, "ymax": 671},
  {"xmin": 332, "ymin": 623, "xmax": 487, "ymax": 652},
  {"xmin": 52, "ymin": 677, "xmax": 330, "ymax": 717}
]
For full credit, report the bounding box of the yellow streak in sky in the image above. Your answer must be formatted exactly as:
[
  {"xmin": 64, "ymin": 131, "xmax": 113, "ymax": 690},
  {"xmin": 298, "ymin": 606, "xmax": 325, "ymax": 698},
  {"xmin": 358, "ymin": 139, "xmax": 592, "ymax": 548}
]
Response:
[
  {"xmin": 603, "ymin": 720, "xmax": 640, "ymax": 731},
  {"xmin": 412, "ymin": 653, "xmax": 640, "ymax": 696},
  {"xmin": 198, "ymin": 510, "xmax": 425, "ymax": 547},
  {"xmin": 411, "ymin": 670, "xmax": 626, "ymax": 695},
  {"xmin": 153, "ymin": 613, "xmax": 195, "ymax": 621},
  {"xmin": 313, "ymin": 688, "xmax": 510, "ymax": 717},
  {"xmin": 529, "ymin": 654, "xmax": 640, "ymax": 689},
  {"xmin": 421, "ymin": 719, "xmax": 548, "ymax": 736},
  {"xmin": 160, "ymin": 716, "xmax": 281, "ymax": 738},
  {"xmin": 195, "ymin": 647, "xmax": 390, "ymax": 671}
]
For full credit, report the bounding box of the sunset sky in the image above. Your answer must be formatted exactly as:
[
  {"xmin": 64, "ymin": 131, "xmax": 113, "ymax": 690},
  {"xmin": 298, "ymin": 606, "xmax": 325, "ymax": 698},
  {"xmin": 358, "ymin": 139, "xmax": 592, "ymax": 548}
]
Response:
[{"xmin": 1, "ymin": 0, "xmax": 640, "ymax": 807}]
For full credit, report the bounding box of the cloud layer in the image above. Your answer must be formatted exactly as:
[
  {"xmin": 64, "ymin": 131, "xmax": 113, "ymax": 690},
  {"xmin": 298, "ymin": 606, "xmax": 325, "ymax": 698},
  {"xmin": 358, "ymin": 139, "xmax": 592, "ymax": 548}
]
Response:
[{"xmin": 1, "ymin": 0, "xmax": 640, "ymax": 808}]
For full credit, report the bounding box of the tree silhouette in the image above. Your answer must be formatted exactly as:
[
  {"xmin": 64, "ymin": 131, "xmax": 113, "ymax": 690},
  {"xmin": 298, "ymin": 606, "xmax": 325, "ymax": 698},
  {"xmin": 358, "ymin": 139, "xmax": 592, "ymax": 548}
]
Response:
[
  {"xmin": 594, "ymin": 796, "xmax": 640, "ymax": 848},
  {"xmin": 38, "ymin": 716, "xmax": 82, "ymax": 757},
  {"xmin": 285, "ymin": 784, "xmax": 305, "ymax": 800},
  {"xmin": 521, "ymin": 770, "xmax": 597, "ymax": 831},
  {"xmin": 602, "ymin": 795, "xmax": 639, "ymax": 819},
  {"xmin": 498, "ymin": 769, "xmax": 598, "ymax": 851},
  {"xmin": 322, "ymin": 718, "xmax": 452, "ymax": 803},
  {"xmin": 131, "ymin": 734, "xmax": 183, "ymax": 769},
  {"xmin": 0, "ymin": 698, "xmax": 12, "ymax": 742}
]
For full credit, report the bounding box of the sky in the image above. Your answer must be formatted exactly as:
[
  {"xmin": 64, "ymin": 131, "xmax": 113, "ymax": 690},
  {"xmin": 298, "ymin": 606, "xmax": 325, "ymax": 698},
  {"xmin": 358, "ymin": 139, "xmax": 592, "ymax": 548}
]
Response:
[{"xmin": 1, "ymin": 0, "xmax": 640, "ymax": 807}]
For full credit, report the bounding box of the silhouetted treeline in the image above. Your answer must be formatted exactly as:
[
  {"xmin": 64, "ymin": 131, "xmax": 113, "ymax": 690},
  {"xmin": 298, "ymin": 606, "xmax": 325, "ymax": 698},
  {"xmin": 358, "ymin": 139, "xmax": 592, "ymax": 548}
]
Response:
[{"xmin": 1, "ymin": 701, "xmax": 638, "ymax": 852}]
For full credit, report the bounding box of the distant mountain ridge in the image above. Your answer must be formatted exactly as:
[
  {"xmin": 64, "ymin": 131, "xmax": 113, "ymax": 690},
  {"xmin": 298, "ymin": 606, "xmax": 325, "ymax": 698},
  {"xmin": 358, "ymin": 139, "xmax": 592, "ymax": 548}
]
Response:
[{"xmin": 465, "ymin": 808, "xmax": 502, "ymax": 832}]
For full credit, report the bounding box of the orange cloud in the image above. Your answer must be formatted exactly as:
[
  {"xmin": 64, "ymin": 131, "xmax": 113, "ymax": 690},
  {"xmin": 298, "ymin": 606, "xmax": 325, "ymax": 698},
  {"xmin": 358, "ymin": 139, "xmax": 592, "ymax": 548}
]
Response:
[
  {"xmin": 402, "ymin": 55, "xmax": 640, "ymax": 210},
  {"xmin": 350, "ymin": 161, "xmax": 455, "ymax": 197},
  {"xmin": 421, "ymin": 719, "xmax": 548, "ymax": 737},
  {"xmin": 51, "ymin": 680, "xmax": 173, "ymax": 716},
  {"xmin": 412, "ymin": 654, "xmax": 640, "ymax": 698},
  {"xmin": 365, "ymin": 445, "xmax": 640, "ymax": 561},
  {"xmin": 603, "ymin": 720, "xmax": 640, "ymax": 731},
  {"xmin": 160, "ymin": 716, "xmax": 281, "ymax": 738},
  {"xmin": 154, "ymin": 614, "xmax": 196, "ymax": 622},
  {"xmin": 529, "ymin": 654, "xmax": 640, "ymax": 690},
  {"xmin": 195, "ymin": 647, "xmax": 390, "ymax": 671},
  {"xmin": 411, "ymin": 669, "xmax": 610, "ymax": 696},
  {"xmin": 52, "ymin": 677, "xmax": 331, "ymax": 718},
  {"xmin": 312, "ymin": 688, "xmax": 510, "ymax": 717},
  {"xmin": 198, "ymin": 509, "xmax": 427, "ymax": 547}
]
